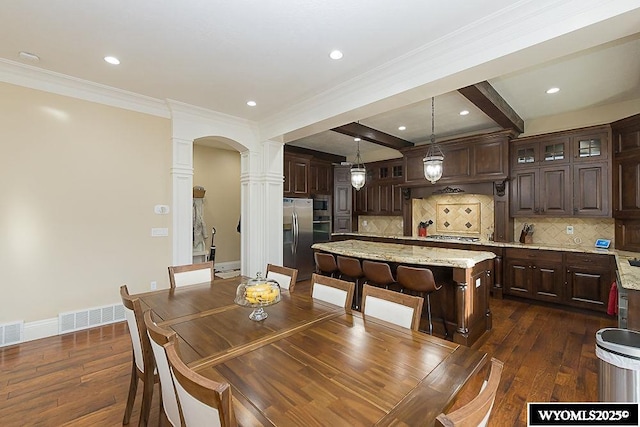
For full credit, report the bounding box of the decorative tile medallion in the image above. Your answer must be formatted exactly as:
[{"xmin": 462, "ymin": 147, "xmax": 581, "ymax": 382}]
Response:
[{"xmin": 436, "ymin": 202, "xmax": 481, "ymax": 234}]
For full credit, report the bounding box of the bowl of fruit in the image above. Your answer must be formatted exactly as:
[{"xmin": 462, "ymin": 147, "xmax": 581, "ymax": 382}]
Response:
[{"xmin": 234, "ymin": 272, "xmax": 281, "ymax": 321}]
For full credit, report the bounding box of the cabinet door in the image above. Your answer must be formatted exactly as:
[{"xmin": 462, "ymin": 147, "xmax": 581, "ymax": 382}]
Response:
[
  {"xmin": 613, "ymin": 152, "xmax": 640, "ymax": 218},
  {"xmin": 391, "ymin": 184, "xmax": 403, "ymax": 215},
  {"xmin": 511, "ymin": 169, "xmax": 538, "ymax": 216},
  {"xmin": 531, "ymin": 260, "xmax": 564, "ymax": 303},
  {"xmin": 310, "ymin": 160, "xmax": 332, "ymax": 195},
  {"xmin": 565, "ymin": 254, "xmax": 612, "ymax": 312},
  {"xmin": 473, "ymin": 139, "xmax": 508, "ymax": 178},
  {"xmin": 441, "ymin": 145, "xmax": 471, "ymax": 181},
  {"xmin": 284, "ymin": 155, "xmax": 310, "ymax": 197},
  {"xmin": 505, "ymin": 258, "xmax": 531, "ymax": 296},
  {"xmin": 333, "ymin": 215, "xmax": 352, "ymax": 233},
  {"xmin": 574, "ymin": 162, "xmax": 609, "ymax": 216},
  {"xmin": 378, "ymin": 183, "xmax": 391, "ymax": 214},
  {"xmin": 572, "ymin": 131, "xmax": 608, "ymax": 162},
  {"xmin": 539, "ymin": 165, "xmax": 571, "ymax": 216},
  {"xmin": 354, "ymin": 185, "xmax": 367, "ymax": 214}
]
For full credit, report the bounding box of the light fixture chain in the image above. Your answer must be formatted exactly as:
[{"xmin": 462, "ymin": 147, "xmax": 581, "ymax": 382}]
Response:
[{"xmin": 431, "ymin": 96, "xmax": 435, "ymax": 144}]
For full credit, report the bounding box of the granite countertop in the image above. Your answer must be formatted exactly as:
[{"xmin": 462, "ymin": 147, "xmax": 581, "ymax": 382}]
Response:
[
  {"xmin": 332, "ymin": 232, "xmax": 640, "ymax": 291},
  {"xmin": 312, "ymin": 239, "xmax": 495, "ymax": 269}
]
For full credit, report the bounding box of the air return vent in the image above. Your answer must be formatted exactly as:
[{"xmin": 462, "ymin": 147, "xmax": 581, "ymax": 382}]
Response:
[
  {"xmin": 0, "ymin": 321, "xmax": 24, "ymax": 347},
  {"xmin": 58, "ymin": 303, "xmax": 125, "ymax": 334}
]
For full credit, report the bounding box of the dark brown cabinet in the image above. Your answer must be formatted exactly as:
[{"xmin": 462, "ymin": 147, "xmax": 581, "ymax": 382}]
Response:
[
  {"xmin": 283, "ymin": 153, "xmax": 311, "ymax": 198},
  {"xmin": 333, "ymin": 165, "xmax": 352, "ymax": 232},
  {"xmin": 354, "ymin": 159, "xmax": 403, "ymax": 216},
  {"xmin": 510, "ymin": 125, "xmax": 611, "ymax": 218},
  {"xmin": 565, "ymin": 253, "xmax": 614, "ymax": 312},
  {"xmin": 309, "ymin": 159, "xmax": 333, "ymax": 196},
  {"xmin": 504, "ymin": 248, "xmax": 614, "ymax": 313},
  {"xmin": 403, "ymin": 130, "xmax": 511, "ymax": 186},
  {"xmin": 504, "ymin": 248, "xmax": 563, "ymax": 303}
]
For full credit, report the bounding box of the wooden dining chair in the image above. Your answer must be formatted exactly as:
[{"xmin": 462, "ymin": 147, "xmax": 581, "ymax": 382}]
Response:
[
  {"xmin": 310, "ymin": 273, "xmax": 355, "ymax": 310},
  {"xmin": 165, "ymin": 340, "xmax": 238, "ymax": 427},
  {"xmin": 360, "ymin": 284, "xmax": 424, "ymax": 330},
  {"xmin": 143, "ymin": 310, "xmax": 181, "ymax": 427},
  {"xmin": 120, "ymin": 285, "xmax": 158, "ymax": 426},
  {"xmin": 266, "ymin": 263, "xmax": 298, "ymax": 292},
  {"xmin": 435, "ymin": 357, "xmax": 504, "ymax": 427},
  {"xmin": 168, "ymin": 261, "xmax": 214, "ymax": 288}
]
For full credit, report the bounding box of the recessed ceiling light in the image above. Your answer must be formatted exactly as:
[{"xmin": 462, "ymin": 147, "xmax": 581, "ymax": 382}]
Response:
[
  {"xmin": 329, "ymin": 50, "xmax": 343, "ymax": 60},
  {"xmin": 398, "ymin": 126, "xmax": 406, "ymax": 131},
  {"xmin": 354, "ymin": 137, "xmax": 361, "ymax": 142},
  {"xmin": 104, "ymin": 56, "xmax": 120, "ymax": 65},
  {"xmin": 459, "ymin": 110, "xmax": 470, "ymax": 116},
  {"xmin": 19, "ymin": 51, "xmax": 40, "ymax": 62},
  {"xmin": 246, "ymin": 100, "xmax": 257, "ymax": 107},
  {"xmin": 546, "ymin": 87, "xmax": 560, "ymax": 94}
]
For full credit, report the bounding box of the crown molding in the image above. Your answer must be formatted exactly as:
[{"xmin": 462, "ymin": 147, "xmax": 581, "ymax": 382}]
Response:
[{"xmin": 0, "ymin": 58, "xmax": 171, "ymax": 118}]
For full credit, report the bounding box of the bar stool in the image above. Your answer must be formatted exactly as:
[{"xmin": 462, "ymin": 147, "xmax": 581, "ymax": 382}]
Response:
[
  {"xmin": 396, "ymin": 265, "xmax": 446, "ymax": 336},
  {"xmin": 336, "ymin": 256, "xmax": 364, "ymax": 310},
  {"xmin": 314, "ymin": 252, "xmax": 338, "ymax": 277},
  {"xmin": 362, "ymin": 260, "xmax": 399, "ymax": 290}
]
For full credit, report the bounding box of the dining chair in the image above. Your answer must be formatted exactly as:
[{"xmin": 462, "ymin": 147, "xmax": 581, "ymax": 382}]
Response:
[
  {"xmin": 396, "ymin": 265, "xmax": 446, "ymax": 336},
  {"xmin": 265, "ymin": 263, "xmax": 298, "ymax": 292},
  {"xmin": 120, "ymin": 285, "xmax": 158, "ymax": 426},
  {"xmin": 314, "ymin": 252, "xmax": 338, "ymax": 277},
  {"xmin": 435, "ymin": 357, "xmax": 504, "ymax": 427},
  {"xmin": 360, "ymin": 284, "xmax": 424, "ymax": 330},
  {"xmin": 143, "ymin": 310, "xmax": 182, "ymax": 427},
  {"xmin": 168, "ymin": 261, "xmax": 214, "ymax": 288},
  {"xmin": 310, "ymin": 273, "xmax": 355, "ymax": 310},
  {"xmin": 165, "ymin": 340, "xmax": 238, "ymax": 427}
]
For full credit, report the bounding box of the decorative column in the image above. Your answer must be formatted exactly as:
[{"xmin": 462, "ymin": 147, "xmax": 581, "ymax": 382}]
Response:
[{"xmin": 171, "ymin": 137, "xmax": 194, "ymax": 266}]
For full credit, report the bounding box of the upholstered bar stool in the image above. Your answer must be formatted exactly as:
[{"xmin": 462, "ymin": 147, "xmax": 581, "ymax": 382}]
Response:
[
  {"xmin": 396, "ymin": 265, "xmax": 446, "ymax": 336},
  {"xmin": 336, "ymin": 255, "xmax": 364, "ymax": 310},
  {"xmin": 362, "ymin": 260, "xmax": 399, "ymax": 290},
  {"xmin": 314, "ymin": 252, "xmax": 338, "ymax": 277}
]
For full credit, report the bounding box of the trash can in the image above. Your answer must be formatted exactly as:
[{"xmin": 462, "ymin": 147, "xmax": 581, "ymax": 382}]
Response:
[{"xmin": 596, "ymin": 328, "xmax": 640, "ymax": 402}]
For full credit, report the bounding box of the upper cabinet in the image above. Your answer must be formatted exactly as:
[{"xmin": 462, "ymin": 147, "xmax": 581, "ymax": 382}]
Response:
[
  {"xmin": 309, "ymin": 159, "xmax": 333, "ymax": 196},
  {"xmin": 283, "ymin": 153, "xmax": 311, "ymax": 198},
  {"xmin": 402, "ymin": 130, "xmax": 512, "ymax": 186},
  {"xmin": 353, "ymin": 158, "xmax": 403, "ymax": 216},
  {"xmin": 510, "ymin": 125, "xmax": 611, "ymax": 218}
]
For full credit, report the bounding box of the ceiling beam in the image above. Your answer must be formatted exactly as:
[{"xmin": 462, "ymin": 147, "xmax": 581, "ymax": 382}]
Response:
[
  {"xmin": 331, "ymin": 122, "xmax": 414, "ymax": 150},
  {"xmin": 458, "ymin": 81, "xmax": 524, "ymax": 134},
  {"xmin": 284, "ymin": 145, "xmax": 346, "ymax": 163}
]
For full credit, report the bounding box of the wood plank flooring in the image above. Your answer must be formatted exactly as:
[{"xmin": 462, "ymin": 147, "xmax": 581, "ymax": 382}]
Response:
[{"xmin": 0, "ymin": 284, "xmax": 615, "ymax": 426}]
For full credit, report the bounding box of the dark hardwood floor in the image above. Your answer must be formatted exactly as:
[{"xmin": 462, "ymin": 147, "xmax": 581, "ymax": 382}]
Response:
[{"xmin": 0, "ymin": 282, "xmax": 615, "ymax": 426}]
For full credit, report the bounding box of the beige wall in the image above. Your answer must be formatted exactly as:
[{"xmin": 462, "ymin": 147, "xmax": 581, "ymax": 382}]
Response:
[
  {"xmin": 193, "ymin": 145, "xmax": 241, "ymax": 264},
  {"xmin": 0, "ymin": 82, "xmax": 172, "ymax": 323}
]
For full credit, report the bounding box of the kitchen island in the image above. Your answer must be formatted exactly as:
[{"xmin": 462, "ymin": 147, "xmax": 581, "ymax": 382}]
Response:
[{"xmin": 312, "ymin": 239, "xmax": 496, "ymax": 346}]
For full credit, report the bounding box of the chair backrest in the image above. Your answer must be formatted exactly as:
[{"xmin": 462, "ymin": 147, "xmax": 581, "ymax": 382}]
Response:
[
  {"xmin": 435, "ymin": 358, "xmax": 504, "ymax": 427},
  {"xmin": 314, "ymin": 252, "xmax": 338, "ymax": 275},
  {"xmin": 310, "ymin": 273, "xmax": 354, "ymax": 310},
  {"xmin": 336, "ymin": 256, "xmax": 363, "ymax": 278},
  {"xmin": 266, "ymin": 264, "xmax": 298, "ymax": 292},
  {"xmin": 361, "ymin": 284, "xmax": 423, "ymax": 330},
  {"xmin": 168, "ymin": 261, "xmax": 214, "ymax": 288},
  {"xmin": 120, "ymin": 285, "xmax": 153, "ymax": 374},
  {"xmin": 165, "ymin": 340, "xmax": 237, "ymax": 427},
  {"xmin": 362, "ymin": 260, "xmax": 396, "ymax": 287},
  {"xmin": 396, "ymin": 265, "xmax": 440, "ymax": 293},
  {"xmin": 144, "ymin": 310, "xmax": 181, "ymax": 427}
]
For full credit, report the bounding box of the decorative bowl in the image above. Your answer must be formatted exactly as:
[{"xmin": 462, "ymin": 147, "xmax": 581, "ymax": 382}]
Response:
[{"xmin": 234, "ymin": 272, "xmax": 281, "ymax": 321}]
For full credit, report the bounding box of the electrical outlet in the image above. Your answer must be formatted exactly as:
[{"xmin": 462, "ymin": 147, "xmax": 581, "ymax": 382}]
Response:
[
  {"xmin": 150, "ymin": 281, "xmax": 157, "ymax": 290},
  {"xmin": 566, "ymin": 226, "xmax": 574, "ymax": 235}
]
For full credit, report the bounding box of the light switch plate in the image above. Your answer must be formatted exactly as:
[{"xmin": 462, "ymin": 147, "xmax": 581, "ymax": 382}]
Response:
[{"xmin": 151, "ymin": 228, "xmax": 168, "ymax": 237}]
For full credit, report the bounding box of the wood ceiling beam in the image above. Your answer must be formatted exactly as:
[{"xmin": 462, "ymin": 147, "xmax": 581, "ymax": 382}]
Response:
[
  {"xmin": 458, "ymin": 81, "xmax": 524, "ymax": 134},
  {"xmin": 331, "ymin": 122, "xmax": 414, "ymax": 150}
]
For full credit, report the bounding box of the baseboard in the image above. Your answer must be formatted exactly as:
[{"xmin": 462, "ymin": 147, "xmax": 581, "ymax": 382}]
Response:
[{"xmin": 215, "ymin": 260, "xmax": 240, "ymax": 272}]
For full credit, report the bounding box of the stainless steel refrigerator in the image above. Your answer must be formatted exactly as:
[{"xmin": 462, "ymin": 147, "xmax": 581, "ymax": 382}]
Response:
[{"xmin": 283, "ymin": 198, "xmax": 314, "ymax": 281}]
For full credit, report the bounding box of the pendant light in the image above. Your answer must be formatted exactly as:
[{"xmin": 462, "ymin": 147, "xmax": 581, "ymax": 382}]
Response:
[
  {"xmin": 423, "ymin": 97, "xmax": 444, "ymax": 184},
  {"xmin": 350, "ymin": 138, "xmax": 366, "ymax": 190}
]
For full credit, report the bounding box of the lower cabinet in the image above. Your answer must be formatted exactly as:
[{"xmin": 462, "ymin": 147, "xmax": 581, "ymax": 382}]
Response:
[{"xmin": 504, "ymin": 249, "xmax": 614, "ymax": 312}]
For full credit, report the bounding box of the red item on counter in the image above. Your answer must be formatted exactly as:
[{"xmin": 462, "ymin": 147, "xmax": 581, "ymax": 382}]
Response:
[
  {"xmin": 418, "ymin": 228, "xmax": 427, "ymax": 237},
  {"xmin": 606, "ymin": 281, "xmax": 618, "ymax": 316}
]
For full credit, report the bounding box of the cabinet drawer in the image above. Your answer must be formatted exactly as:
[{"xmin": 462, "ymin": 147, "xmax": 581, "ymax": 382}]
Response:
[
  {"xmin": 506, "ymin": 248, "xmax": 561, "ymax": 262},
  {"xmin": 565, "ymin": 253, "xmax": 612, "ymax": 267}
]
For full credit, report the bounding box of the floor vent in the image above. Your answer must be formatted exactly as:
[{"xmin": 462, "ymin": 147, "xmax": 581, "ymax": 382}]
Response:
[
  {"xmin": 0, "ymin": 321, "xmax": 24, "ymax": 347},
  {"xmin": 59, "ymin": 303, "xmax": 125, "ymax": 334}
]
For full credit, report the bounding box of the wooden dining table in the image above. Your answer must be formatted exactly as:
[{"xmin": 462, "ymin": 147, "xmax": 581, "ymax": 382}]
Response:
[{"xmin": 137, "ymin": 276, "xmax": 489, "ymax": 426}]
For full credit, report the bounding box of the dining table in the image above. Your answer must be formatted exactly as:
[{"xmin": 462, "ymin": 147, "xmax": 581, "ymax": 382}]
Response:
[{"xmin": 136, "ymin": 276, "xmax": 489, "ymax": 426}]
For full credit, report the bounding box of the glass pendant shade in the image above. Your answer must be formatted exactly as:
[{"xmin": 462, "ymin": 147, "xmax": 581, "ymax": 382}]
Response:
[
  {"xmin": 423, "ymin": 96, "xmax": 444, "ymax": 184},
  {"xmin": 350, "ymin": 138, "xmax": 366, "ymax": 190}
]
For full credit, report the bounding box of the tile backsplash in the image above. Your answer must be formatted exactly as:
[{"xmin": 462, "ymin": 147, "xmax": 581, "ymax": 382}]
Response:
[
  {"xmin": 358, "ymin": 216, "xmax": 404, "ymax": 235},
  {"xmin": 514, "ymin": 217, "xmax": 614, "ymax": 250},
  {"xmin": 413, "ymin": 194, "xmax": 495, "ymax": 238}
]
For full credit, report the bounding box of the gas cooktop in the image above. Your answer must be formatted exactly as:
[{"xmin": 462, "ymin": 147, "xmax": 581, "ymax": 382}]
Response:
[{"xmin": 427, "ymin": 235, "xmax": 480, "ymax": 242}]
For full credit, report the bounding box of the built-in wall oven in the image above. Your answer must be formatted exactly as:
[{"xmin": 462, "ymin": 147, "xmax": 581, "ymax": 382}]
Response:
[{"xmin": 312, "ymin": 195, "xmax": 332, "ymax": 243}]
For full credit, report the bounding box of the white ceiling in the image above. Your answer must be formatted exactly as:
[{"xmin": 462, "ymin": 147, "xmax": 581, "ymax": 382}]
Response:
[{"xmin": 1, "ymin": 1, "xmax": 639, "ymax": 159}]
